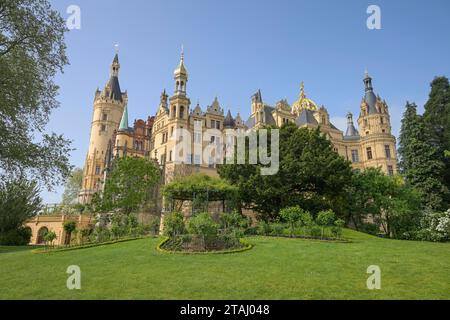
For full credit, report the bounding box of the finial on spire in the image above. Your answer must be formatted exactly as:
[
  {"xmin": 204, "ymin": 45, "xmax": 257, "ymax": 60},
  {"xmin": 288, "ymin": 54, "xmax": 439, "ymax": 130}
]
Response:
[
  {"xmin": 114, "ymin": 44, "xmax": 120, "ymax": 54},
  {"xmin": 364, "ymin": 68, "xmax": 369, "ymax": 78},
  {"xmin": 181, "ymin": 44, "xmax": 184, "ymax": 61},
  {"xmin": 300, "ymin": 81, "xmax": 306, "ymax": 99}
]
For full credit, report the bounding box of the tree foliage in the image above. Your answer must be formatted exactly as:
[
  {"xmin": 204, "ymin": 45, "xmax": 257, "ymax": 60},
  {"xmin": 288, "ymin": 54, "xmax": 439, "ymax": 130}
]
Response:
[
  {"xmin": 99, "ymin": 157, "xmax": 160, "ymax": 214},
  {"xmin": 61, "ymin": 168, "xmax": 83, "ymax": 204},
  {"xmin": 218, "ymin": 124, "xmax": 353, "ymax": 221},
  {"xmin": 162, "ymin": 173, "xmax": 238, "ymax": 201},
  {"xmin": 0, "ymin": 179, "xmax": 42, "ymax": 238},
  {"xmin": 346, "ymin": 168, "xmax": 422, "ymax": 239},
  {"xmin": 0, "ymin": 0, "xmax": 72, "ymax": 190},
  {"xmin": 398, "ymin": 102, "xmax": 449, "ymax": 210}
]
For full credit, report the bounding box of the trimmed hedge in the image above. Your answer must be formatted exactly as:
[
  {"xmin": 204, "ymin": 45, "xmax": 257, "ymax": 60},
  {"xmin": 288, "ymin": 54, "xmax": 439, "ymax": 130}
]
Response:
[
  {"xmin": 32, "ymin": 236, "xmax": 154, "ymax": 254},
  {"xmin": 157, "ymin": 237, "xmax": 254, "ymax": 255}
]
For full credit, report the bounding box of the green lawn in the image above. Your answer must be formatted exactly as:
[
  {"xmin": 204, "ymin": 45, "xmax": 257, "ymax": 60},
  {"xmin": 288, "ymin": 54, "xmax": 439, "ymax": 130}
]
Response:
[{"xmin": 0, "ymin": 229, "xmax": 449, "ymax": 299}]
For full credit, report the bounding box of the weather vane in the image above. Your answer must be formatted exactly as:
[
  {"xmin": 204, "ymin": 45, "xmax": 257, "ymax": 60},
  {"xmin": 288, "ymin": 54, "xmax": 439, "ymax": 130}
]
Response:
[{"xmin": 114, "ymin": 44, "xmax": 119, "ymax": 54}]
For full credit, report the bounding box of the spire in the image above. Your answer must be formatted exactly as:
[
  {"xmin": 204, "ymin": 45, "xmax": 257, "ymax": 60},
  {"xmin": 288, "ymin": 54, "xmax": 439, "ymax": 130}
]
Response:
[
  {"xmin": 345, "ymin": 112, "xmax": 359, "ymax": 137},
  {"xmin": 363, "ymin": 69, "xmax": 377, "ymax": 114},
  {"xmin": 102, "ymin": 50, "xmax": 123, "ymax": 102},
  {"xmin": 300, "ymin": 81, "xmax": 306, "ymax": 99},
  {"xmin": 224, "ymin": 110, "xmax": 235, "ymax": 128},
  {"xmin": 119, "ymin": 105, "xmax": 128, "ymax": 130},
  {"xmin": 174, "ymin": 45, "xmax": 188, "ymax": 77}
]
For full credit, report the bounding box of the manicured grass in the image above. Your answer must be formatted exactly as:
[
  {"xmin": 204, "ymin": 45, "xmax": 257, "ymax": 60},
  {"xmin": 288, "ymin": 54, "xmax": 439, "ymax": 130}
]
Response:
[{"xmin": 0, "ymin": 229, "xmax": 449, "ymax": 299}]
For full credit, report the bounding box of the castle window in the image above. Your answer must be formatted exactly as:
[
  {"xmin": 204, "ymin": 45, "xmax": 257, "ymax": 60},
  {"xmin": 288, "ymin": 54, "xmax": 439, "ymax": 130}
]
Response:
[
  {"xmin": 180, "ymin": 106, "xmax": 185, "ymax": 119},
  {"xmin": 211, "ymin": 120, "xmax": 216, "ymax": 128},
  {"xmin": 364, "ymin": 119, "xmax": 368, "ymax": 126},
  {"xmin": 101, "ymin": 124, "xmax": 106, "ymax": 132},
  {"xmin": 194, "ymin": 132, "xmax": 202, "ymax": 144},
  {"xmin": 216, "ymin": 121, "xmax": 220, "ymax": 130},
  {"xmin": 102, "ymin": 113, "xmax": 108, "ymax": 121},
  {"xmin": 194, "ymin": 119, "xmax": 203, "ymax": 129},
  {"xmin": 380, "ymin": 117, "xmax": 384, "ymax": 124},
  {"xmin": 366, "ymin": 147, "xmax": 373, "ymax": 160},
  {"xmin": 351, "ymin": 150, "xmax": 359, "ymax": 163},
  {"xmin": 385, "ymin": 145, "xmax": 391, "ymax": 159},
  {"xmin": 95, "ymin": 165, "xmax": 101, "ymax": 175},
  {"xmin": 169, "ymin": 151, "xmax": 172, "ymax": 162},
  {"xmin": 382, "ymin": 129, "xmax": 386, "ymax": 133},
  {"xmin": 387, "ymin": 165, "xmax": 394, "ymax": 176}
]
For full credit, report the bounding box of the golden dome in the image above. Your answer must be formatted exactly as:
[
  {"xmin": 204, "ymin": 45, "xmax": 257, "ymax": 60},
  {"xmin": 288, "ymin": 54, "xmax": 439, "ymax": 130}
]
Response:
[{"xmin": 291, "ymin": 82, "xmax": 318, "ymax": 116}]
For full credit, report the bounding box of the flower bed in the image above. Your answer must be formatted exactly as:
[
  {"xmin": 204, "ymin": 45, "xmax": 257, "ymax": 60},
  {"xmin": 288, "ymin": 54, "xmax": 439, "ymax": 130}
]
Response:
[{"xmin": 157, "ymin": 236, "xmax": 253, "ymax": 255}]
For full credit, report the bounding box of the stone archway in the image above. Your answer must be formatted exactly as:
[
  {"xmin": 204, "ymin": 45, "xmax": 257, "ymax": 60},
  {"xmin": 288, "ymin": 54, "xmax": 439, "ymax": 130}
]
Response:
[{"xmin": 36, "ymin": 227, "xmax": 48, "ymax": 244}]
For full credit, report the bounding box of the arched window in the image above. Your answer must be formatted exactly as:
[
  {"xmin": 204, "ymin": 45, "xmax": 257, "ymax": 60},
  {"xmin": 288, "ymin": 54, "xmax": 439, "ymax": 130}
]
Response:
[
  {"xmin": 180, "ymin": 106, "xmax": 185, "ymax": 119},
  {"xmin": 37, "ymin": 227, "xmax": 49, "ymax": 244}
]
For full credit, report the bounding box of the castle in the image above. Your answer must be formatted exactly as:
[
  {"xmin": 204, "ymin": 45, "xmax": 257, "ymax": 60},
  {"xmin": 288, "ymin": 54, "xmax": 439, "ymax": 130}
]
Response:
[{"xmin": 78, "ymin": 50, "xmax": 398, "ymax": 204}]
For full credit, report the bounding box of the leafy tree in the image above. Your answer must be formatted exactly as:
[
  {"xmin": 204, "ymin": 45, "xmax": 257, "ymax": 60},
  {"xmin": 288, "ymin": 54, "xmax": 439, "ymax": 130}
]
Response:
[
  {"xmin": 0, "ymin": 179, "xmax": 42, "ymax": 245},
  {"xmin": 0, "ymin": 0, "xmax": 72, "ymax": 190},
  {"xmin": 43, "ymin": 231, "xmax": 57, "ymax": 247},
  {"xmin": 346, "ymin": 168, "xmax": 422, "ymax": 239},
  {"xmin": 100, "ymin": 157, "xmax": 160, "ymax": 215},
  {"xmin": 62, "ymin": 168, "xmax": 83, "ymax": 205},
  {"xmin": 280, "ymin": 206, "xmax": 304, "ymax": 237},
  {"xmin": 316, "ymin": 210, "xmax": 335, "ymax": 238},
  {"xmin": 63, "ymin": 221, "xmax": 76, "ymax": 245},
  {"xmin": 399, "ymin": 102, "xmax": 449, "ymax": 210},
  {"xmin": 218, "ymin": 124, "xmax": 353, "ymax": 221}
]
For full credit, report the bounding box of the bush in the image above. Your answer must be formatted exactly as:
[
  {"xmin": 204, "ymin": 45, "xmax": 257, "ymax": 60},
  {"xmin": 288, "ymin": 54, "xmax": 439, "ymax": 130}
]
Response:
[
  {"xmin": 187, "ymin": 213, "xmax": 219, "ymax": 242},
  {"xmin": 256, "ymin": 221, "xmax": 272, "ymax": 236},
  {"xmin": 269, "ymin": 223, "xmax": 286, "ymax": 236},
  {"xmin": 280, "ymin": 206, "xmax": 305, "ymax": 237},
  {"xmin": 43, "ymin": 231, "xmax": 57, "ymax": 246},
  {"xmin": 309, "ymin": 226, "xmax": 322, "ymax": 237},
  {"xmin": 316, "ymin": 210, "xmax": 336, "ymax": 238},
  {"xmin": 0, "ymin": 227, "xmax": 32, "ymax": 246},
  {"xmin": 220, "ymin": 210, "xmax": 250, "ymax": 231},
  {"xmin": 163, "ymin": 212, "xmax": 186, "ymax": 238},
  {"xmin": 417, "ymin": 209, "xmax": 450, "ymax": 242},
  {"xmin": 331, "ymin": 219, "xmax": 345, "ymax": 239}
]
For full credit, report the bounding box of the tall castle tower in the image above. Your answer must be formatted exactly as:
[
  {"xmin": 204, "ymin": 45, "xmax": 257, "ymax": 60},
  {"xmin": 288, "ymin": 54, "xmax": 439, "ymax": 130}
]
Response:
[
  {"xmin": 164, "ymin": 48, "xmax": 191, "ymax": 181},
  {"xmin": 357, "ymin": 71, "xmax": 397, "ymax": 175},
  {"xmin": 78, "ymin": 53, "xmax": 128, "ymax": 204}
]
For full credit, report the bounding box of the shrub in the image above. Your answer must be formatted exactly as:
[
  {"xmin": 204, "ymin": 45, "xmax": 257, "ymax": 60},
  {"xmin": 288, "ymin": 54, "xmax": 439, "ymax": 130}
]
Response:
[
  {"xmin": 331, "ymin": 219, "xmax": 345, "ymax": 239},
  {"xmin": 418, "ymin": 209, "xmax": 450, "ymax": 242},
  {"xmin": 0, "ymin": 227, "xmax": 32, "ymax": 246},
  {"xmin": 269, "ymin": 223, "xmax": 286, "ymax": 236},
  {"xmin": 309, "ymin": 226, "xmax": 322, "ymax": 237},
  {"xmin": 79, "ymin": 228, "xmax": 91, "ymax": 244},
  {"xmin": 316, "ymin": 210, "xmax": 336, "ymax": 238},
  {"xmin": 256, "ymin": 221, "xmax": 272, "ymax": 236},
  {"xmin": 220, "ymin": 211, "xmax": 249, "ymax": 231},
  {"xmin": 163, "ymin": 212, "xmax": 186, "ymax": 238},
  {"xmin": 280, "ymin": 206, "xmax": 305, "ymax": 237},
  {"xmin": 187, "ymin": 213, "xmax": 219, "ymax": 241},
  {"xmin": 43, "ymin": 231, "xmax": 57, "ymax": 246}
]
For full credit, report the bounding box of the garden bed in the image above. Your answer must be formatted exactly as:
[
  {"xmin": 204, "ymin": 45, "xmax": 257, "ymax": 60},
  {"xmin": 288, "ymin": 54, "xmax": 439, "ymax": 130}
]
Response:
[{"xmin": 157, "ymin": 236, "xmax": 253, "ymax": 255}]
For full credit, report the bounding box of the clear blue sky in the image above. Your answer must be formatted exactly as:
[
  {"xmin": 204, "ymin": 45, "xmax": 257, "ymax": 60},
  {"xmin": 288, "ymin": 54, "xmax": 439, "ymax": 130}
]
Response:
[{"xmin": 43, "ymin": 0, "xmax": 450, "ymax": 202}]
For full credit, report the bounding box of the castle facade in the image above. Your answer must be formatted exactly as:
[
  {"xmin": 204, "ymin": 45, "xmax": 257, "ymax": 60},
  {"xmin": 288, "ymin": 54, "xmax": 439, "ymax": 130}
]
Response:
[{"xmin": 78, "ymin": 51, "xmax": 397, "ymax": 204}]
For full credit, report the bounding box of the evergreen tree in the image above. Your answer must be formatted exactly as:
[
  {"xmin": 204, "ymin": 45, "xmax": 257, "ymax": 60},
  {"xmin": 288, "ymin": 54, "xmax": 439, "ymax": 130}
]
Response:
[
  {"xmin": 423, "ymin": 77, "xmax": 450, "ymax": 204},
  {"xmin": 398, "ymin": 102, "xmax": 448, "ymax": 210}
]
